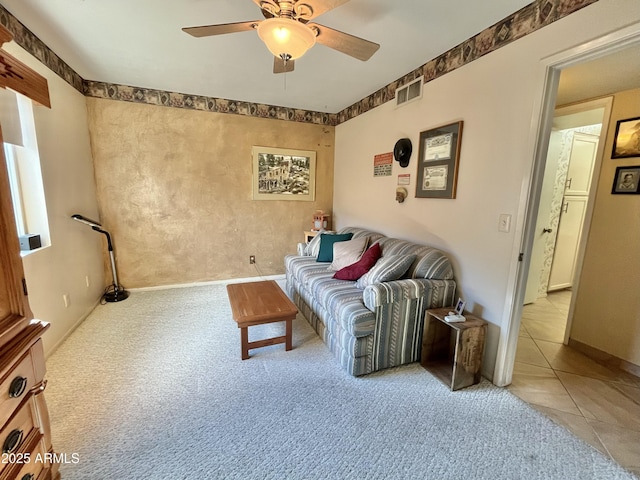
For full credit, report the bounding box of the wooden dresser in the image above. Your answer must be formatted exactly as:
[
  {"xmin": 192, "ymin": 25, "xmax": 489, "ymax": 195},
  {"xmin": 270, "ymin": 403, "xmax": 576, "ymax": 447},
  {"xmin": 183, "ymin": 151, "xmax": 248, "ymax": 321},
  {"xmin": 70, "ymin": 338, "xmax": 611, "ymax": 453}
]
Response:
[{"xmin": 0, "ymin": 25, "xmax": 59, "ymax": 480}]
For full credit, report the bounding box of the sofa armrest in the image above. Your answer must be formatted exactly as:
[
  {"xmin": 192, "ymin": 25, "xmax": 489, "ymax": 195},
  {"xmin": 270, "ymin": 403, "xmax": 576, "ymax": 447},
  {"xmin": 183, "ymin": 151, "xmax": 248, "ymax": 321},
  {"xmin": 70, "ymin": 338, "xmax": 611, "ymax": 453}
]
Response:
[
  {"xmin": 363, "ymin": 278, "xmax": 456, "ymax": 310},
  {"xmin": 363, "ymin": 278, "xmax": 457, "ymax": 372}
]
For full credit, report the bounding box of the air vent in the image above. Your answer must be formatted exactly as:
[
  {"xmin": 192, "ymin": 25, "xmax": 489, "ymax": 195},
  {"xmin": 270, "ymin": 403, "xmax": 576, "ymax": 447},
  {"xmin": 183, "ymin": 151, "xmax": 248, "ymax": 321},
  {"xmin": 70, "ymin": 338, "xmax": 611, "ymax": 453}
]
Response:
[{"xmin": 395, "ymin": 76, "xmax": 423, "ymax": 107}]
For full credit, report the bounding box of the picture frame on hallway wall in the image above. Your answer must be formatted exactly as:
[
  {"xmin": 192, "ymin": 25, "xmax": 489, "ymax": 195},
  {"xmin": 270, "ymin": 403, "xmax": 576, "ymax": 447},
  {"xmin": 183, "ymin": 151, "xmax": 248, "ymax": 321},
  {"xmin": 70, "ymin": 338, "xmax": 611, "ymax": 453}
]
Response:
[
  {"xmin": 415, "ymin": 121, "xmax": 463, "ymax": 199},
  {"xmin": 611, "ymin": 116, "xmax": 640, "ymax": 159},
  {"xmin": 611, "ymin": 165, "xmax": 640, "ymax": 194},
  {"xmin": 252, "ymin": 146, "xmax": 316, "ymax": 201}
]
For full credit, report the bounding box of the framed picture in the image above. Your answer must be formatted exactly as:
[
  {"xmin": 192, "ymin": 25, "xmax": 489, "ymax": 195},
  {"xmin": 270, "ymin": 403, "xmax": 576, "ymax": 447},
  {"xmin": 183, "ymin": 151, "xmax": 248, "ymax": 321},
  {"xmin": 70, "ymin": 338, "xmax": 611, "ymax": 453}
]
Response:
[
  {"xmin": 415, "ymin": 121, "xmax": 463, "ymax": 198},
  {"xmin": 611, "ymin": 165, "xmax": 640, "ymax": 194},
  {"xmin": 252, "ymin": 146, "xmax": 316, "ymax": 201},
  {"xmin": 454, "ymin": 298, "xmax": 466, "ymax": 315},
  {"xmin": 611, "ymin": 116, "xmax": 640, "ymax": 159}
]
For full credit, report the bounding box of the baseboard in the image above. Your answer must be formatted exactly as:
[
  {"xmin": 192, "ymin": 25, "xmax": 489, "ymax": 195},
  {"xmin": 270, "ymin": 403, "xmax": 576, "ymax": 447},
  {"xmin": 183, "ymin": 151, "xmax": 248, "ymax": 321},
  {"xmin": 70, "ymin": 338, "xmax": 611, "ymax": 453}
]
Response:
[
  {"xmin": 568, "ymin": 338, "xmax": 640, "ymax": 378},
  {"xmin": 45, "ymin": 298, "xmax": 102, "ymax": 359},
  {"xmin": 129, "ymin": 274, "xmax": 286, "ymax": 292}
]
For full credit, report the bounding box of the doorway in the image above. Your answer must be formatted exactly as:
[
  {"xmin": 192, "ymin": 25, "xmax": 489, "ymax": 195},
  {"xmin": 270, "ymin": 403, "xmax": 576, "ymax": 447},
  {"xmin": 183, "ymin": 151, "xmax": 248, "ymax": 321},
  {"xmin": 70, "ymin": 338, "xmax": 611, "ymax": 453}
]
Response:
[
  {"xmin": 508, "ymin": 86, "xmax": 640, "ymax": 473},
  {"xmin": 522, "ymin": 98, "xmax": 612, "ymax": 344},
  {"xmin": 495, "ymin": 22, "xmax": 640, "ymax": 389}
]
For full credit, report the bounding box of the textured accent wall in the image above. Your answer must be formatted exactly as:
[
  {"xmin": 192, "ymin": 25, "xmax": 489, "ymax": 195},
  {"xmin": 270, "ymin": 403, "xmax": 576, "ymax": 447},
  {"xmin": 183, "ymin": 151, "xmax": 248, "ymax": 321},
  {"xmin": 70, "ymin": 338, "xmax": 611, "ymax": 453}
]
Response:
[{"xmin": 87, "ymin": 97, "xmax": 334, "ymax": 288}]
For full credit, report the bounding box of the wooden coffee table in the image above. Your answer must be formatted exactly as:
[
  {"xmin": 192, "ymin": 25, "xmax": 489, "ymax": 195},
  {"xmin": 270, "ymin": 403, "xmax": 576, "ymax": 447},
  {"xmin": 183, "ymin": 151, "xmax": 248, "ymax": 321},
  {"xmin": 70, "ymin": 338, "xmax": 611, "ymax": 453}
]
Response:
[{"xmin": 226, "ymin": 280, "xmax": 298, "ymax": 360}]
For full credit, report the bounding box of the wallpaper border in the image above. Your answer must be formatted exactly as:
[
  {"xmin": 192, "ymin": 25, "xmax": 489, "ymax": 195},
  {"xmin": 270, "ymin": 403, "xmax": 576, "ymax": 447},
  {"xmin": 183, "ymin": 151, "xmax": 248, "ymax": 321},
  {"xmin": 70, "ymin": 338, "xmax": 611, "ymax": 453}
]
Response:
[
  {"xmin": 0, "ymin": 0, "xmax": 598, "ymax": 126},
  {"xmin": 336, "ymin": 0, "xmax": 599, "ymax": 123}
]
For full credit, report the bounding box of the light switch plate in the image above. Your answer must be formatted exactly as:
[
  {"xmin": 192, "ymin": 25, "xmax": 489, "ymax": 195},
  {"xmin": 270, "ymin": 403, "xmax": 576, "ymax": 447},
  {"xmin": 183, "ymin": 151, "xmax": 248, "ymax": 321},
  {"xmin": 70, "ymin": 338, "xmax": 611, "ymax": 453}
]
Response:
[{"xmin": 498, "ymin": 214, "xmax": 511, "ymax": 233}]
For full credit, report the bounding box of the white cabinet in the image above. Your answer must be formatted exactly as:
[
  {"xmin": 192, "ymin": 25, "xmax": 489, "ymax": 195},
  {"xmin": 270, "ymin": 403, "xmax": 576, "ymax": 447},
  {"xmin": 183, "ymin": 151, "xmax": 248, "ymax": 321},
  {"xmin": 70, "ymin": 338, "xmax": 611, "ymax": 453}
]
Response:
[
  {"xmin": 548, "ymin": 196, "xmax": 588, "ymax": 291},
  {"xmin": 547, "ymin": 132, "xmax": 598, "ymax": 292},
  {"xmin": 564, "ymin": 133, "xmax": 598, "ymax": 196}
]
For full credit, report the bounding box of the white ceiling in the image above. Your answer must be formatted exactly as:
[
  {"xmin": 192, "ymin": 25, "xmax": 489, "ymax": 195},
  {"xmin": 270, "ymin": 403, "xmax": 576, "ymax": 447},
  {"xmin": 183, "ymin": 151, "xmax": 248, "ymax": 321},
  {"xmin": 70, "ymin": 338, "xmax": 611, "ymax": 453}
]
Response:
[
  {"xmin": 1, "ymin": 0, "xmax": 537, "ymax": 113},
  {"xmin": 556, "ymin": 45, "xmax": 640, "ymax": 107}
]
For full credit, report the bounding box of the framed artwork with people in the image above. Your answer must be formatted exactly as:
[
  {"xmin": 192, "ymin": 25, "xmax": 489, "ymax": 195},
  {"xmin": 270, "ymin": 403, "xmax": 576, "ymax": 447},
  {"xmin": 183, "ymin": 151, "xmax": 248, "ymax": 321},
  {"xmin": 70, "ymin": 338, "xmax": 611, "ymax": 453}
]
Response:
[{"xmin": 611, "ymin": 165, "xmax": 640, "ymax": 194}]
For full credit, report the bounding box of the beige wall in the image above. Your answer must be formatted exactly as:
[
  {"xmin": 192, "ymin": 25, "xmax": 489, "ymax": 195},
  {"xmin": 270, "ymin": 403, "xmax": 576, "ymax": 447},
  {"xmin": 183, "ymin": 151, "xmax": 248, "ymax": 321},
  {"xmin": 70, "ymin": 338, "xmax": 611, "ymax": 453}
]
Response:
[
  {"xmin": 87, "ymin": 98, "xmax": 334, "ymax": 288},
  {"xmin": 333, "ymin": 0, "xmax": 640, "ymax": 381},
  {"xmin": 3, "ymin": 42, "xmax": 105, "ymax": 356},
  {"xmin": 570, "ymin": 88, "xmax": 640, "ymax": 367}
]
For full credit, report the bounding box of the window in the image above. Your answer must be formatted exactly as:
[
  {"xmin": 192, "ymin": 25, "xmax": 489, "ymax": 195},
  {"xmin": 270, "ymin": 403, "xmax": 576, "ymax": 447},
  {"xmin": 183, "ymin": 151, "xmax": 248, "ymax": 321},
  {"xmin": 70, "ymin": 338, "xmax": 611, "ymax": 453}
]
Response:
[{"xmin": 1, "ymin": 88, "xmax": 50, "ymax": 254}]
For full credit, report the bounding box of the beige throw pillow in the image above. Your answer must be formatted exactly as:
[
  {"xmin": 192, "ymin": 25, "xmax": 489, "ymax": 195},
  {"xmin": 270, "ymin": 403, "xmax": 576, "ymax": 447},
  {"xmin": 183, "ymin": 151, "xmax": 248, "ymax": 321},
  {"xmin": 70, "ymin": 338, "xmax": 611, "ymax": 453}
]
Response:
[{"xmin": 328, "ymin": 237, "xmax": 369, "ymax": 271}]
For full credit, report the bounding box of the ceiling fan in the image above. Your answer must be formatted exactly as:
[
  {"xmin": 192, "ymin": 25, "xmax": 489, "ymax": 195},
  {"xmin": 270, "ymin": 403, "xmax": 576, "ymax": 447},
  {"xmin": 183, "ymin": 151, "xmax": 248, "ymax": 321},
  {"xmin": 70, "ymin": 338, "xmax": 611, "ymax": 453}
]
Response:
[{"xmin": 182, "ymin": 0, "xmax": 380, "ymax": 74}]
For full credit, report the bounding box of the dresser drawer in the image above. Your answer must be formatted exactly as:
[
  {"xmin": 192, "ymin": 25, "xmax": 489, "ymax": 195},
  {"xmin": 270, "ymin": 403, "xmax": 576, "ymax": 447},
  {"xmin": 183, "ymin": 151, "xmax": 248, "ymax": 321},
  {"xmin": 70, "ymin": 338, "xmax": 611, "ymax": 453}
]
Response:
[
  {"xmin": 0, "ymin": 396, "xmax": 38, "ymax": 476},
  {"xmin": 0, "ymin": 350, "xmax": 38, "ymax": 426},
  {"xmin": 0, "ymin": 429, "xmax": 45, "ymax": 480}
]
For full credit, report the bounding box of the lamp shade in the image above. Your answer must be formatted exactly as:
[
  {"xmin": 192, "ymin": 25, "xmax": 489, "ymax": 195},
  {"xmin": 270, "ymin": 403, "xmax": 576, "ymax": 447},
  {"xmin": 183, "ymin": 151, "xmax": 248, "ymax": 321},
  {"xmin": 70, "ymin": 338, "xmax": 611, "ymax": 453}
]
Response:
[{"xmin": 257, "ymin": 17, "xmax": 316, "ymax": 60}]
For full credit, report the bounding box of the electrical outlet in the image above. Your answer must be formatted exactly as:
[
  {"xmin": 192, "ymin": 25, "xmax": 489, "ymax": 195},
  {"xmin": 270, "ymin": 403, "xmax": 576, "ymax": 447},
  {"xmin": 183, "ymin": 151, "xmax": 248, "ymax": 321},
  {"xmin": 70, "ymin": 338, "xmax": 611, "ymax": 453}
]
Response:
[{"xmin": 249, "ymin": 255, "xmax": 256, "ymax": 264}]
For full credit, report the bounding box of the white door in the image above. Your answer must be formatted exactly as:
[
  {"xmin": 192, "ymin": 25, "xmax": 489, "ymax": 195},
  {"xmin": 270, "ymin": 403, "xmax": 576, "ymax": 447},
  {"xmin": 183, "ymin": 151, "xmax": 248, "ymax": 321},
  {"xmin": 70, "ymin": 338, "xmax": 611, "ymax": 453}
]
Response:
[
  {"xmin": 565, "ymin": 133, "xmax": 598, "ymax": 196},
  {"xmin": 524, "ymin": 131, "xmax": 563, "ymax": 304},
  {"xmin": 548, "ymin": 196, "xmax": 588, "ymax": 291}
]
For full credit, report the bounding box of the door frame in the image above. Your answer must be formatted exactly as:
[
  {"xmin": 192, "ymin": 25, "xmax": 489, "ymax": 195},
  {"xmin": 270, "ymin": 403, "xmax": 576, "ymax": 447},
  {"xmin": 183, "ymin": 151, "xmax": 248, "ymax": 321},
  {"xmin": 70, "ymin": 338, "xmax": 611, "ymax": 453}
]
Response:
[{"xmin": 493, "ymin": 21, "xmax": 640, "ymax": 387}]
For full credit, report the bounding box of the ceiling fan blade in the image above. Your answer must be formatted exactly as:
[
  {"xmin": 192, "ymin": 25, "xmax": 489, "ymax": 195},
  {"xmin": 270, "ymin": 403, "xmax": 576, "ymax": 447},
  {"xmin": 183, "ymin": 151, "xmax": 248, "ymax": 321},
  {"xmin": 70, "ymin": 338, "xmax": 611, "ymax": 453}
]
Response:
[
  {"xmin": 273, "ymin": 57, "xmax": 295, "ymax": 74},
  {"xmin": 182, "ymin": 21, "xmax": 260, "ymax": 38},
  {"xmin": 309, "ymin": 23, "xmax": 379, "ymax": 61}
]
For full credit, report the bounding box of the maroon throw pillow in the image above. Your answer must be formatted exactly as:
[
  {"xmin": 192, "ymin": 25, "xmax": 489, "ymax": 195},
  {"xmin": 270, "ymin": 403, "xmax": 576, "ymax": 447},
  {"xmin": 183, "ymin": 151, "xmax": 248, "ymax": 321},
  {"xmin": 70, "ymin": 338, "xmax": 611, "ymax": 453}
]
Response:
[{"xmin": 333, "ymin": 242, "xmax": 382, "ymax": 281}]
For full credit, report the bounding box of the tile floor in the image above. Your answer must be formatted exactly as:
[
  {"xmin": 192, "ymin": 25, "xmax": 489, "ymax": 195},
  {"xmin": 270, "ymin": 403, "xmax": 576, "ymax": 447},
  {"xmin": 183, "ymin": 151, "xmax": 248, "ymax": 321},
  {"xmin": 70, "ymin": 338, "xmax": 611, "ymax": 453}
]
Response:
[{"xmin": 508, "ymin": 290, "xmax": 640, "ymax": 476}]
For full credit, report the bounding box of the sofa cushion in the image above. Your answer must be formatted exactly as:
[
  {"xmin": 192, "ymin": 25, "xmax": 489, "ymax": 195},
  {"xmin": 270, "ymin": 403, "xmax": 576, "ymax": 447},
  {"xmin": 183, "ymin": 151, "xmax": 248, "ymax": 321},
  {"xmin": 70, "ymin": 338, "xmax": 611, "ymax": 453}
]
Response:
[
  {"xmin": 328, "ymin": 236, "xmax": 369, "ymax": 271},
  {"xmin": 317, "ymin": 233, "xmax": 353, "ymax": 262},
  {"xmin": 356, "ymin": 254, "xmax": 416, "ymax": 289},
  {"xmin": 333, "ymin": 242, "xmax": 382, "ymax": 281},
  {"xmin": 286, "ymin": 254, "xmax": 376, "ymax": 337}
]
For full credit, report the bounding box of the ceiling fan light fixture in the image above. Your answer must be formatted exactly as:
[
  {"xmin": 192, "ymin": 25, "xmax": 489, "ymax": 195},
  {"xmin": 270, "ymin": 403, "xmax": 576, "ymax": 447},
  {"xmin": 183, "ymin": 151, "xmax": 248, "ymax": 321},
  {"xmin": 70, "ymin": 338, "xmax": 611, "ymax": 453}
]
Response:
[{"xmin": 257, "ymin": 17, "xmax": 316, "ymax": 61}]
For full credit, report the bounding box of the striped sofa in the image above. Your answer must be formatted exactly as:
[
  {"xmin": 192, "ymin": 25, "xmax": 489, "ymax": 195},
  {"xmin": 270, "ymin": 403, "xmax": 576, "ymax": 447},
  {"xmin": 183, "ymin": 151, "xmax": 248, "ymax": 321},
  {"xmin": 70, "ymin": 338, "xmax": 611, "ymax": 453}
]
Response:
[{"xmin": 285, "ymin": 227, "xmax": 456, "ymax": 376}]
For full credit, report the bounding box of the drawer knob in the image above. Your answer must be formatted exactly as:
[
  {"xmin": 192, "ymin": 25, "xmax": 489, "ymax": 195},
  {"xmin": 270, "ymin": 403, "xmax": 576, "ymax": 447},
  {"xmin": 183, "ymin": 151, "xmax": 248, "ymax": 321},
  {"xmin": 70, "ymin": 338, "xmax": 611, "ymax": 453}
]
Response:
[
  {"xmin": 2, "ymin": 429, "xmax": 23, "ymax": 454},
  {"xmin": 9, "ymin": 376, "xmax": 28, "ymax": 398},
  {"xmin": 22, "ymin": 475, "xmax": 35, "ymax": 480}
]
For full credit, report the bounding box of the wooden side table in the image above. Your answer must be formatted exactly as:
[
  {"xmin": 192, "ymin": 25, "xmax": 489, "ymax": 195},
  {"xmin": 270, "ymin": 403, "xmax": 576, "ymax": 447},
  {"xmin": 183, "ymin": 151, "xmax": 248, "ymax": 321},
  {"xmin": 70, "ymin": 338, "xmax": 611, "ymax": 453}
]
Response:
[
  {"xmin": 304, "ymin": 230, "xmax": 318, "ymax": 243},
  {"xmin": 421, "ymin": 307, "xmax": 487, "ymax": 390}
]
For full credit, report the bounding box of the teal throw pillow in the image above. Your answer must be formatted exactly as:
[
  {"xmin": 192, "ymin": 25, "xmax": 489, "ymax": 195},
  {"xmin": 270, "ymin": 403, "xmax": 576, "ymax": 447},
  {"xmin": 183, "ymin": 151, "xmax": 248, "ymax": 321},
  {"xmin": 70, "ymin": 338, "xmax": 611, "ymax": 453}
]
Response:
[{"xmin": 316, "ymin": 233, "xmax": 354, "ymax": 262}]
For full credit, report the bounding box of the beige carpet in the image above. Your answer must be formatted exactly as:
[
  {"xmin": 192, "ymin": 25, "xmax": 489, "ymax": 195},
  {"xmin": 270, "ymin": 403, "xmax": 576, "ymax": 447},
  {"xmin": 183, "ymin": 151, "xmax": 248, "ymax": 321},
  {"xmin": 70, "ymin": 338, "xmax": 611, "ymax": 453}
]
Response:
[{"xmin": 43, "ymin": 284, "xmax": 638, "ymax": 479}]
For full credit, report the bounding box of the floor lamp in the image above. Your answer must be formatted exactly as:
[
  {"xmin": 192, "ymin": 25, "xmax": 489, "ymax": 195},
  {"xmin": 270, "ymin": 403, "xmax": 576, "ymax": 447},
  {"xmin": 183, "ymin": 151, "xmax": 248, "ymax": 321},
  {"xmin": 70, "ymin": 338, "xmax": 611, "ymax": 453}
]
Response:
[{"xmin": 72, "ymin": 214, "xmax": 129, "ymax": 302}]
